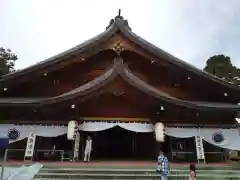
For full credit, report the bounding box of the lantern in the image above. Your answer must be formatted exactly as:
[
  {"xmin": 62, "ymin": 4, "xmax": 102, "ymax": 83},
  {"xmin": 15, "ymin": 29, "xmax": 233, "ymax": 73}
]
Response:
[
  {"xmin": 67, "ymin": 120, "xmax": 78, "ymax": 140},
  {"xmin": 155, "ymin": 122, "xmax": 165, "ymax": 142}
]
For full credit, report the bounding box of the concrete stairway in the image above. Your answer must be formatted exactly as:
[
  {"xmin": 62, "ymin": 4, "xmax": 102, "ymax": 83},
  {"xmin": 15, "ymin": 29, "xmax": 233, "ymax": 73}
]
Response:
[{"xmin": 34, "ymin": 166, "xmax": 240, "ymax": 180}]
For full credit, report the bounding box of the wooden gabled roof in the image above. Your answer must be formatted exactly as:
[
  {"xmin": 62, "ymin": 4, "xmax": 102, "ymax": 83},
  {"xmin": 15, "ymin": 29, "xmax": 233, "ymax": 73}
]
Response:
[
  {"xmin": 1, "ymin": 12, "xmax": 240, "ymax": 92},
  {"xmin": 0, "ymin": 57, "xmax": 239, "ymax": 111}
]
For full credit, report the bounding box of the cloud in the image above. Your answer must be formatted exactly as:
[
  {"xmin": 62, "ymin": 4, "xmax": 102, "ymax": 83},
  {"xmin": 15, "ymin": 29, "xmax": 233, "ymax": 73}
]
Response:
[{"xmin": 0, "ymin": 0, "xmax": 240, "ymax": 70}]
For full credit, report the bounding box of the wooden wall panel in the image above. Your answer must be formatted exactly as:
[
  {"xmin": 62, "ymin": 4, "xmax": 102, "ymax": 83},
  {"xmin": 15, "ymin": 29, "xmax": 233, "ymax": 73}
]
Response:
[
  {"xmin": 156, "ymin": 86, "xmax": 194, "ymax": 100},
  {"xmin": 4, "ymin": 51, "xmax": 115, "ymax": 97},
  {"xmin": 75, "ymin": 77, "xmax": 158, "ymax": 118},
  {"xmin": 120, "ymin": 50, "xmax": 204, "ymax": 101},
  {"xmin": 79, "ymin": 101, "xmax": 149, "ymax": 118}
]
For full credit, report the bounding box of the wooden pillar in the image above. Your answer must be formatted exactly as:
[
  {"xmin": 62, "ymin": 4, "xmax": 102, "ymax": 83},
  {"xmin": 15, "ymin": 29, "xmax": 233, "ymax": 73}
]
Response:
[
  {"xmin": 132, "ymin": 133, "xmax": 135, "ymax": 158},
  {"xmin": 169, "ymin": 135, "xmax": 173, "ymax": 161}
]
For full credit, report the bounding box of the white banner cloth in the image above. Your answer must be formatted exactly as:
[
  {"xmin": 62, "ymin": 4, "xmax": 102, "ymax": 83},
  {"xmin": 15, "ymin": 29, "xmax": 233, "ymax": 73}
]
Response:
[
  {"xmin": 79, "ymin": 122, "xmax": 198, "ymax": 137},
  {"xmin": 118, "ymin": 123, "xmax": 153, "ymax": 133},
  {"xmin": 165, "ymin": 127, "xmax": 198, "ymax": 138},
  {"xmin": 73, "ymin": 132, "xmax": 80, "ymax": 160},
  {"xmin": 79, "ymin": 122, "xmax": 116, "ymax": 132},
  {"xmin": 78, "ymin": 122, "xmax": 240, "ymax": 150},
  {"xmin": 200, "ymin": 128, "xmax": 240, "ymax": 150},
  {"xmin": 0, "ymin": 124, "xmax": 67, "ymax": 143},
  {"xmin": 24, "ymin": 132, "xmax": 36, "ymax": 158},
  {"xmin": 195, "ymin": 136, "xmax": 205, "ymax": 160},
  {"xmin": 0, "ymin": 123, "xmax": 240, "ymax": 150},
  {"xmin": 79, "ymin": 122, "xmax": 153, "ymax": 133}
]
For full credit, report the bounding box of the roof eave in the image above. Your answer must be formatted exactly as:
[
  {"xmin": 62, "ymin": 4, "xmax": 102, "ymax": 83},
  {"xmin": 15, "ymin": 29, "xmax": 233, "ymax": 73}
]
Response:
[
  {"xmin": 1, "ymin": 15, "xmax": 239, "ymax": 93},
  {"xmin": 0, "ymin": 19, "xmax": 120, "ymax": 82},
  {"xmin": 118, "ymin": 24, "xmax": 240, "ymax": 92},
  {"xmin": 0, "ymin": 57, "xmax": 239, "ymax": 111}
]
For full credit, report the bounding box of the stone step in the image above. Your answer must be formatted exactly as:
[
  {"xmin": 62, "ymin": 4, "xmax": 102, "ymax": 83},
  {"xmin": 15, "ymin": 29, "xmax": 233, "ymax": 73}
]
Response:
[
  {"xmin": 35, "ymin": 172, "xmax": 240, "ymax": 180},
  {"xmin": 38, "ymin": 164, "xmax": 240, "ymax": 170},
  {"xmin": 39, "ymin": 168, "xmax": 240, "ymax": 175}
]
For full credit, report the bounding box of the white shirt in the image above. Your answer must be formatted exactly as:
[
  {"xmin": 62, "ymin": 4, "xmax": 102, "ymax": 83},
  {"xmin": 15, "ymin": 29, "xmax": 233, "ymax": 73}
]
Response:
[{"xmin": 85, "ymin": 140, "xmax": 92, "ymax": 151}]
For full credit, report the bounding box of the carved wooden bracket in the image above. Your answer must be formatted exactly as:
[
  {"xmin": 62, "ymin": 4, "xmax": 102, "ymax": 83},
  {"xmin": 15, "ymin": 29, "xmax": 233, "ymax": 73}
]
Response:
[{"xmin": 112, "ymin": 40, "xmax": 125, "ymax": 55}]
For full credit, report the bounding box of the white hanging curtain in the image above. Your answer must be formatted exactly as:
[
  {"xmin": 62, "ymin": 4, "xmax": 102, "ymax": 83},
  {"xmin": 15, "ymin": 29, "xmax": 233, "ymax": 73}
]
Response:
[
  {"xmin": 200, "ymin": 128, "xmax": 240, "ymax": 150},
  {"xmin": 79, "ymin": 122, "xmax": 117, "ymax": 132},
  {"xmin": 1, "ymin": 123, "xmax": 239, "ymax": 150},
  {"xmin": 165, "ymin": 128, "xmax": 198, "ymax": 138},
  {"xmin": 79, "ymin": 122, "xmax": 153, "ymax": 132},
  {"xmin": 0, "ymin": 124, "xmax": 67, "ymax": 143},
  {"xmin": 118, "ymin": 123, "xmax": 153, "ymax": 133},
  {"xmin": 79, "ymin": 122, "xmax": 198, "ymax": 136}
]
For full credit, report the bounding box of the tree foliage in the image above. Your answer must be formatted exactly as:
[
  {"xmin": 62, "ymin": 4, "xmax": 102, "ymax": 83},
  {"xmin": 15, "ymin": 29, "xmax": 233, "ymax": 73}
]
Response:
[
  {"xmin": 0, "ymin": 47, "xmax": 18, "ymax": 77},
  {"xmin": 204, "ymin": 54, "xmax": 240, "ymax": 85}
]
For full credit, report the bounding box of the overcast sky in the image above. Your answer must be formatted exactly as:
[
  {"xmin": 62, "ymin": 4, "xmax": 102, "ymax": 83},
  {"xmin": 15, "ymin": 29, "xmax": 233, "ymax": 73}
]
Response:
[{"xmin": 1, "ymin": 0, "xmax": 240, "ymax": 70}]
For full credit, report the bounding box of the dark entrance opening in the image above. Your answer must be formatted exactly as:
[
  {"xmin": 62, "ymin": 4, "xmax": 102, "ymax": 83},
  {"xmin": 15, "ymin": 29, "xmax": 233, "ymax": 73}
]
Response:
[
  {"xmin": 34, "ymin": 135, "xmax": 73, "ymax": 161},
  {"xmin": 91, "ymin": 126, "xmax": 157, "ymax": 160}
]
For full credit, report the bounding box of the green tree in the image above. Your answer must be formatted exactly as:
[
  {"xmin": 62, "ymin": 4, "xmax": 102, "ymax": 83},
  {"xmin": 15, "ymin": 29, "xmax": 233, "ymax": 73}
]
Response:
[
  {"xmin": 0, "ymin": 47, "xmax": 18, "ymax": 77},
  {"xmin": 204, "ymin": 54, "xmax": 240, "ymax": 85}
]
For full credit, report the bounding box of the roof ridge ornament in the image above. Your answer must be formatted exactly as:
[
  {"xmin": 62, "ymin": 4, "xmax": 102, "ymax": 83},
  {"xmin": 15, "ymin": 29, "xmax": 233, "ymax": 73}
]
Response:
[
  {"xmin": 115, "ymin": 9, "xmax": 123, "ymax": 20},
  {"xmin": 118, "ymin": 9, "xmax": 121, "ymax": 17},
  {"xmin": 106, "ymin": 9, "xmax": 132, "ymax": 31}
]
